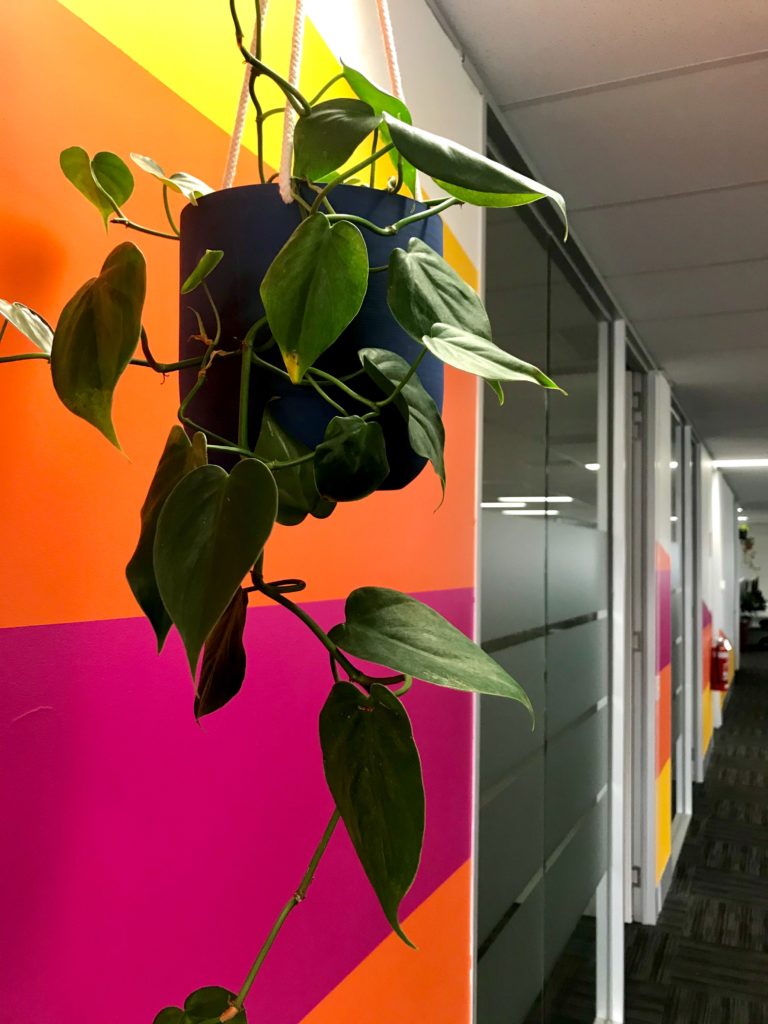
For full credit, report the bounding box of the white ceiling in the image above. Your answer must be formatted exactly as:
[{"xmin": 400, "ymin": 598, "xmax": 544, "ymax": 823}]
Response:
[{"xmin": 429, "ymin": 0, "xmax": 768, "ymax": 518}]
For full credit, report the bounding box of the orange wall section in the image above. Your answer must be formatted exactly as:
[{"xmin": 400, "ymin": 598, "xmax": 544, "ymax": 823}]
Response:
[{"xmin": 0, "ymin": 1, "xmax": 478, "ymax": 629}]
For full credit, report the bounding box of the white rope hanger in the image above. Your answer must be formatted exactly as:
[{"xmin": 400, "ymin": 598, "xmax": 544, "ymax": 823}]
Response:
[{"xmin": 222, "ymin": 0, "xmax": 410, "ymax": 203}]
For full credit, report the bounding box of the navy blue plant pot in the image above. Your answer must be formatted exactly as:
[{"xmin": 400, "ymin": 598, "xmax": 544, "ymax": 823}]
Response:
[{"xmin": 179, "ymin": 183, "xmax": 444, "ymax": 489}]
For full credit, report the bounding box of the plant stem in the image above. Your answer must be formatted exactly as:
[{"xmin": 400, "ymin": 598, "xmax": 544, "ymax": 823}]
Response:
[
  {"xmin": 326, "ymin": 196, "xmax": 461, "ymax": 237},
  {"xmin": 309, "ymin": 72, "xmax": 344, "ymax": 105},
  {"xmin": 252, "ymin": 351, "xmax": 291, "ymax": 381},
  {"xmin": 130, "ymin": 355, "xmax": 203, "ymax": 371},
  {"xmin": 0, "ymin": 351, "xmax": 49, "ymax": 364},
  {"xmin": 310, "ymin": 143, "xmax": 395, "ymax": 213},
  {"xmin": 306, "ymin": 367, "xmax": 379, "ymax": 410},
  {"xmin": 306, "ymin": 375, "xmax": 348, "ymax": 416},
  {"xmin": 110, "ymin": 217, "xmax": 180, "ymax": 241},
  {"xmin": 375, "ymin": 348, "xmax": 427, "ymax": 409},
  {"xmin": 232, "ymin": 809, "xmax": 341, "ymax": 1012},
  {"xmin": 369, "ymin": 127, "xmax": 379, "ymax": 187},
  {"xmin": 161, "ymin": 186, "xmax": 180, "ymax": 236},
  {"xmin": 229, "ymin": 0, "xmax": 311, "ymax": 116},
  {"xmin": 207, "ymin": 442, "xmax": 255, "ymax": 457},
  {"xmin": 202, "ymin": 282, "xmax": 222, "ymax": 345},
  {"xmin": 0, "ymin": 319, "xmax": 8, "ymax": 345},
  {"xmin": 268, "ymin": 450, "xmax": 316, "ymax": 471},
  {"xmin": 238, "ymin": 328, "xmax": 255, "ymax": 449}
]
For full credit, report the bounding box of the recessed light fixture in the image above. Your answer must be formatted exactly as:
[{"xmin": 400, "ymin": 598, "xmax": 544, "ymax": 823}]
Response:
[
  {"xmin": 738, "ymin": 515, "xmax": 749, "ymax": 522},
  {"xmin": 737, "ymin": 507, "xmax": 744, "ymax": 513},
  {"xmin": 713, "ymin": 458, "xmax": 768, "ymax": 468},
  {"xmin": 480, "ymin": 502, "xmax": 526, "ymax": 509},
  {"xmin": 502, "ymin": 509, "xmax": 559, "ymax": 517},
  {"xmin": 670, "ymin": 460, "xmax": 679, "ymax": 469},
  {"xmin": 670, "ymin": 515, "xmax": 679, "ymax": 522},
  {"xmin": 498, "ymin": 496, "xmax": 574, "ymax": 503},
  {"xmin": 584, "ymin": 463, "xmax": 600, "ymax": 472}
]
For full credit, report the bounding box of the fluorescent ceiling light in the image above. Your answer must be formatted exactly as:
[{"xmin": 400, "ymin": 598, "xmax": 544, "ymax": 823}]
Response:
[
  {"xmin": 481, "ymin": 501, "xmax": 526, "ymax": 509},
  {"xmin": 584, "ymin": 463, "xmax": 600, "ymax": 471},
  {"xmin": 502, "ymin": 509, "xmax": 559, "ymax": 517},
  {"xmin": 713, "ymin": 458, "xmax": 768, "ymax": 468},
  {"xmin": 670, "ymin": 515, "xmax": 679, "ymax": 522},
  {"xmin": 738, "ymin": 515, "xmax": 749, "ymax": 522},
  {"xmin": 498, "ymin": 496, "xmax": 574, "ymax": 503}
]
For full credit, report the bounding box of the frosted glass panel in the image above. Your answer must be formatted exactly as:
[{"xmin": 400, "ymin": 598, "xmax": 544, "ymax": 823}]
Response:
[
  {"xmin": 546, "ymin": 522, "xmax": 607, "ymax": 622},
  {"xmin": 547, "ymin": 619, "xmax": 608, "ymax": 733},
  {"xmin": 545, "ymin": 707, "xmax": 608, "ymax": 856},
  {"xmin": 478, "ymin": 884, "xmax": 544, "ymax": 1024},
  {"xmin": 480, "ymin": 640, "xmax": 545, "ymax": 790},
  {"xmin": 478, "ymin": 753, "xmax": 544, "ymax": 943},
  {"xmin": 481, "ymin": 513, "xmax": 546, "ymax": 641}
]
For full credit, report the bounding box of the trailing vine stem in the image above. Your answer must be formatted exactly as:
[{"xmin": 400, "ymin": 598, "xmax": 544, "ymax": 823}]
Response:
[
  {"xmin": 229, "ymin": 0, "xmax": 311, "ymax": 117},
  {"xmin": 309, "ymin": 143, "xmax": 396, "ymax": 214},
  {"xmin": 326, "ymin": 196, "xmax": 462, "ymax": 237},
  {"xmin": 161, "ymin": 185, "xmax": 180, "ymax": 236},
  {"xmin": 229, "ymin": 808, "xmax": 342, "ymax": 1015},
  {"xmin": 110, "ymin": 216, "xmax": 180, "ymax": 241}
]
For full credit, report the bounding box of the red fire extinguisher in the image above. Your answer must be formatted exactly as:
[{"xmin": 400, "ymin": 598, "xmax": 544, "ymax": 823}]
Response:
[{"xmin": 711, "ymin": 634, "xmax": 732, "ymax": 692}]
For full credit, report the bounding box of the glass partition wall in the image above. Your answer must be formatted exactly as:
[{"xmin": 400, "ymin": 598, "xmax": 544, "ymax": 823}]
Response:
[{"xmin": 477, "ymin": 207, "xmax": 610, "ymax": 1023}]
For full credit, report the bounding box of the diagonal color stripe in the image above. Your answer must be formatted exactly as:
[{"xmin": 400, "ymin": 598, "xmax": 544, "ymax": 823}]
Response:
[
  {"xmin": 299, "ymin": 861, "xmax": 472, "ymax": 1023},
  {"xmin": 0, "ymin": 589, "xmax": 473, "ymax": 1022}
]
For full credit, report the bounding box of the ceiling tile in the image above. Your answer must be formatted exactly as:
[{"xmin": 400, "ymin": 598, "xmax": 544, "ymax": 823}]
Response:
[
  {"xmin": 434, "ymin": 0, "xmax": 768, "ymax": 102},
  {"xmin": 503, "ymin": 58, "xmax": 768, "ymax": 207}
]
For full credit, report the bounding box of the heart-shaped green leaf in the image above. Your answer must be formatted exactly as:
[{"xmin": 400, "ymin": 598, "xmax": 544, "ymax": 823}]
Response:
[
  {"xmin": 253, "ymin": 405, "xmax": 335, "ymax": 525},
  {"xmin": 91, "ymin": 151, "xmax": 134, "ymax": 207},
  {"xmin": 260, "ymin": 214, "xmax": 368, "ymax": 383},
  {"xmin": 195, "ymin": 587, "xmax": 249, "ymax": 719},
  {"xmin": 384, "ymin": 116, "xmax": 568, "ymax": 237},
  {"xmin": 130, "ymin": 153, "xmax": 213, "ymax": 204},
  {"xmin": 314, "ymin": 416, "xmax": 389, "ymax": 501},
  {"xmin": 60, "ymin": 147, "xmax": 133, "ymax": 229},
  {"xmin": 181, "ymin": 250, "xmax": 224, "ymax": 294},
  {"xmin": 0, "ymin": 299, "xmax": 53, "ymax": 354},
  {"xmin": 387, "ymin": 237, "xmax": 490, "ymax": 343},
  {"xmin": 184, "ymin": 986, "xmax": 246, "ymax": 1023},
  {"xmin": 152, "ymin": 1008, "xmax": 186, "ymax": 1024},
  {"xmin": 320, "ymin": 682, "xmax": 424, "ymax": 945},
  {"xmin": 422, "ymin": 323, "xmax": 562, "ymax": 391},
  {"xmin": 126, "ymin": 426, "xmax": 208, "ymax": 650},
  {"xmin": 359, "ymin": 348, "xmax": 445, "ymax": 492},
  {"xmin": 51, "ymin": 241, "xmax": 147, "ymax": 447},
  {"xmin": 293, "ymin": 98, "xmax": 381, "ymax": 180},
  {"xmin": 329, "ymin": 588, "xmax": 533, "ymax": 710},
  {"xmin": 154, "ymin": 458, "xmax": 277, "ymax": 676},
  {"xmin": 341, "ymin": 63, "xmax": 416, "ymax": 195}
]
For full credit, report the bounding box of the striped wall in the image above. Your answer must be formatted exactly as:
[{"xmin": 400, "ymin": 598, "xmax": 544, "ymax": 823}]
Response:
[
  {"xmin": 0, "ymin": 3, "xmax": 483, "ymax": 1020},
  {"xmin": 655, "ymin": 543, "xmax": 672, "ymax": 884},
  {"xmin": 702, "ymin": 603, "xmax": 714, "ymax": 755}
]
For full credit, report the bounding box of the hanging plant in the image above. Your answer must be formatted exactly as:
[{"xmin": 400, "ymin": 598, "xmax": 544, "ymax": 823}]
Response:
[{"xmin": 0, "ymin": 2, "xmax": 568, "ymax": 1019}]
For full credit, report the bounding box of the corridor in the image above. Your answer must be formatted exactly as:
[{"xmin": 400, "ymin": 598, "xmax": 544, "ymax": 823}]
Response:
[{"xmin": 623, "ymin": 652, "xmax": 768, "ymax": 1022}]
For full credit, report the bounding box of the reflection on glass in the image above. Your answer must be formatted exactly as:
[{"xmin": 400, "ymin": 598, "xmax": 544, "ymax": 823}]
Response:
[
  {"xmin": 477, "ymin": 210, "xmax": 609, "ymax": 1024},
  {"xmin": 670, "ymin": 415, "xmax": 684, "ymax": 820}
]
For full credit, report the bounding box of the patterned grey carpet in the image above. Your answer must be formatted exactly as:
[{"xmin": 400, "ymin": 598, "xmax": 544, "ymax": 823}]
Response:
[{"xmin": 534, "ymin": 653, "xmax": 768, "ymax": 1023}]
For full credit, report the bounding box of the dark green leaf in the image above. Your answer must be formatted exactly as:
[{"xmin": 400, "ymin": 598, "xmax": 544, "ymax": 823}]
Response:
[
  {"xmin": 130, "ymin": 153, "xmax": 213, "ymax": 204},
  {"xmin": 314, "ymin": 416, "xmax": 389, "ymax": 501},
  {"xmin": 195, "ymin": 588, "xmax": 249, "ymax": 719},
  {"xmin": 488, "ymin": 379, "xmax": 505, "ymax": 405},
  {"xmin": 384, "ymin": 116, "xmax": 568, "ymax": 237},
  {"xmin": 359, "ymin": 348, "xmax": 445, "ymax": 492},
  {"xmin": 341, "ymin": 63, "xmax": 416, "ymax": 194},
  {"xmin": 320, "ymin": 682, "xmax": 424, "ymax": 945},
  {"xmin": 91, "ymin": 151, "xmax": 134, "ymax": 208},
  {"xmin": 387, "ymin": 237, "xmax": 490, "ymax": 342},
  {"xmin": 329, "ymin": 587, "xmax": 533, "ymax": 709},
  {"xmin": 0, "ymin": 299, "xmax": 53, "ymax": 354},
  {"xmin": 184, "ymin": 986, "xmax": 246, "ymax": 1023},
  {"xmin": 423, "ymin": 324, "xmax": 563, "ymax": 391},
  {"xmin": 51, "ymin": 241, "xmax": 147, "ymax": 447},
  {"xmin": 60, "ymin": 146, "xmax": 122, "ymax": 230},
  {"xmin": 260, "ymin": 214, "xmax": 368, "ymax": 383},
  {"xmin": 154, "ymin": 459, "xmax": 277, "ymax": 676},
  {"xmin": 181, "ymin": 250, "xmax": 224, "ymax": 294},
  {"xmin": 293, "ymin": 98, "xmax": 381, "ymax": 180},
  {"xmin": 126, "ymin": 426, "xmax": 207, "ymax": 650},
  {"xmin": 253, "ymin": 405, "xmax": 335, "ymax": 525},
  {"xmin": 152, "ymin": 1008, "xmax": 186, "ymax": 1024}
]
